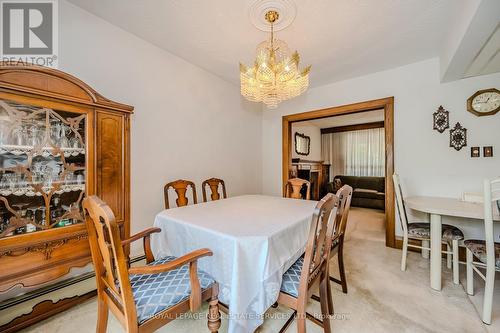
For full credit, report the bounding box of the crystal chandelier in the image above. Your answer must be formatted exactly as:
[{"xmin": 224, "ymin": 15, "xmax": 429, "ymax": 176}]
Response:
[{"xmin": 240, "ymin": 10, "xmax": 310, "ymax": 109}]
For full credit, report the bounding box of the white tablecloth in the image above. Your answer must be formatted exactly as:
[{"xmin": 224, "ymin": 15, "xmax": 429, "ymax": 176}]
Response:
[{"xmin": 151, "ymin": 195, "xmax": 317, "ymax": 333}]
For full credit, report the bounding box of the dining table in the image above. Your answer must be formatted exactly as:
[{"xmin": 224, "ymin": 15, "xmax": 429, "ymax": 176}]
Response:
[
  {"xmin": 150, "ymin": 194, "xmax": 317, "ymax": 333},
  {"xmin": 405, "ymin": 196, "xmax": 500, "ymax": 291}
]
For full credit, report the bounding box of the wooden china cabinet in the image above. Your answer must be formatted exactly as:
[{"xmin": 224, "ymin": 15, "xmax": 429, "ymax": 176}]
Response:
[{"xmin": 0, "ymin": 64, "xmax": 132, "ymax": 331}]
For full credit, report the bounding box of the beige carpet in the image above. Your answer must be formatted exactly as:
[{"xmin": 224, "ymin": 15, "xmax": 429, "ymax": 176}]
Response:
[{"xmin": 21, "ymin": 207, "xmax": 497, "ymax": 332}]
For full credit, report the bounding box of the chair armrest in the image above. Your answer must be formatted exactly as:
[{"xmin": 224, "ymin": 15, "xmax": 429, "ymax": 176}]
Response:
[
  {"xmin": 128, "ymin": 248, "xmax": 213, "ymax": 275},
  {"xmin": 128, "ymin": 248, "xmax": 213, "ymax": 312},
  {"xmin": 121, "ymin": 227, "xmax": 161, "ymax": 246},
  {"xmin": 121, "ymin": 227, "xmax": 161, "ymax": 263}
]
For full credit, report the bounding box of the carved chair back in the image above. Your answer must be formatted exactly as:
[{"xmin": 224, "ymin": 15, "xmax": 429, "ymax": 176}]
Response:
[
  {"xmin": 483, "ymin": 178, "xmax": 500, "ymax": 267},
  {"xmin": 334, "ymin": 185, "xmax": 353, "ymax": 238},
  {"xmin": 164, "ymin": 179, "xmax": 197, "ymax": 209},
  {"xmin": 83, "ymin": 195, "xmax": 137, "ymax": 324},
  {"xmin": 298, "ymin": 193, "xmax": 339, "ymax": 302},
  {"xmin": 202, "ymin": 178, "xmax": 227, "ymax": 202},
  {"xmin": 285, "ymin": 177, "xmax": 311, "ymax": 200},
  {"xmin": 393, "ymin": 174, "xmax": 410, "ymax": 236}
]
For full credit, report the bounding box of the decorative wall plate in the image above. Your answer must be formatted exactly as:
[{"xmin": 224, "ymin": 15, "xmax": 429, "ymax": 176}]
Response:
[
  {"xmin": 449, "ymin": 122, "xmax": 467, "ymax": 151},
  {"xmin": 433, "ymin": 105, "xmax": 449, "ymax": 133}
]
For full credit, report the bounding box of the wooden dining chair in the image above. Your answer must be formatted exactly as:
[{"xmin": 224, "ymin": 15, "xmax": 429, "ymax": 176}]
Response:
[
  {"xmin": 328, "ymin": 185, "xmax": 353, "ymax": 293},
  {"xmin": 83, "ymin": 195, "xmax": 221, "ymax": 333},
  {"xmin": 310, "ymin": 185, "xmax": 352, "ymax": 311},
  {"xmin": 277, "ymin": 193, "xmax": 339, "ymax": 333},
  {"xmin": 465, "ymin": 177, "xmax": 500, "ymax": 324},
  {"xmin": 393, "ymin": 174, "xmax": 464, "ymax": 283},
  {"xmin": 164, "ymin": 179, "xmax": 197, "ymax": 209},
  {"xmin": 285, "ymin": 178, "xmax": 311, "ymax": 200},
  {"xmin": 202, "ymin": 178, "xmax": 227, "ymax": 202}
]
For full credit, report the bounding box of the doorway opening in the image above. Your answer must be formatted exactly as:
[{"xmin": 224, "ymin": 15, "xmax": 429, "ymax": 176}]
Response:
[{"xmin": 282, "ymin": 97, "xmax": 396, "ymax": 248}]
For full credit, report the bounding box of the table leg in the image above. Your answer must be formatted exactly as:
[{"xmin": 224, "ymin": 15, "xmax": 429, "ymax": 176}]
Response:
[
  {"xmin": 430, "ymin": 213, "xmax": 442, "ymax": 291},
  {"xmin": 421, "ymin": 240, "xmax": 430, "ymax": 259}
]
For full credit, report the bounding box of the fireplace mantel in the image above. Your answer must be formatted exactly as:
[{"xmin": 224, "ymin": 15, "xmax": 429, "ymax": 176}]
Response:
[{"xmin": 290, "ymin": 159, "xmax": 330, "ymax": 200}]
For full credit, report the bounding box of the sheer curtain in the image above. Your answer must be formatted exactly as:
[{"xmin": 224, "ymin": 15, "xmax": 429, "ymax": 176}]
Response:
[{"xmin": 321, "ymin": 128, "xmax": 385, "ymax": 178}]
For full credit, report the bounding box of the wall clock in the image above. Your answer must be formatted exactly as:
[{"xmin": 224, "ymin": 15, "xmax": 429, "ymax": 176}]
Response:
[{"xmin": 467, "ymin": 88, "xmax": 500, "ymax": 116}]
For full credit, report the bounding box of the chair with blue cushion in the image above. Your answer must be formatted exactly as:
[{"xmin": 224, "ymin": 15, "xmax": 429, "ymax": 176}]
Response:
[
  {"xmin": 277, "ymin": 193, "xmax": 339, "ymax": 333},
  {"xmin": 310, "ymin": 185, "xmax": 353, "ymax": 311},
  {"xmin": 393, "ymin": 174, "xmax": 464, "ymax": 284},
  {"xmin": 465, "ymin": 178, "xmax": 500, "ymax": 324},
  {"xmin": 83, "ymin": 195, "xmax": 221, "ymax": 333}
]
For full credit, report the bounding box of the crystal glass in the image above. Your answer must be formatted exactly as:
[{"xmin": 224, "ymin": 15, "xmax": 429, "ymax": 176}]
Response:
[
  {"xmin": 0, "ymin": 100, "xmax": 86, "ymax": 238},
  {"xmin": 0, "ymin": 174, "xmax": 8, "ymax": 190},
  {"xmin": 69, "ymin": 136, "xmax": 80, "ymax": 149},
  {"xmin": 11, "ymin": 123, "xmax": 24, "ymax": 146},
  {"xmin": 29, "ymin": 121, "xmax": 44, "ymax": 147},
  {"xmin": 0, "ymin": 119, "xmax": 10, "ymax": 145},
  {"xmin": 50, "ymin": 120, "xmax": 61, "ymax": 146},
  {"xmin": 59, "ymin": 124, "xmax": 69, "ymax": 148}
]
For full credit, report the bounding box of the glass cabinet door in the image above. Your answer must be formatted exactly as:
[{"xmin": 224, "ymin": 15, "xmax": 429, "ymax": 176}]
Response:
[{"xmin": 0, "ymin": 99, "xmax": 86, "ymax": 238}]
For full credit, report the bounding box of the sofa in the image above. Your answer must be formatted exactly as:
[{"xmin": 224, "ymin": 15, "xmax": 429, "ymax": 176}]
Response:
[{"xmin": 328, "ymin": 175, "xmax": 385, "ymax": 210}]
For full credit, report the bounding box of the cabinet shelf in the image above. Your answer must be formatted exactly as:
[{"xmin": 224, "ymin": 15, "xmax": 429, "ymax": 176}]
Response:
[
  {"xmin": 0, "ymin": 144, "xmax": 85, "ymax": 157},
  {"xmin": 0, "ymin": 183, "xmax": 85, "ymax": 197}
]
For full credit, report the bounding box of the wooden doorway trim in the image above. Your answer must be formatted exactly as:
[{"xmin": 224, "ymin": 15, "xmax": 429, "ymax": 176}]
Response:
[{"xmin": 282, "ymin": 97, "xmax": 396, "ymax": 248}]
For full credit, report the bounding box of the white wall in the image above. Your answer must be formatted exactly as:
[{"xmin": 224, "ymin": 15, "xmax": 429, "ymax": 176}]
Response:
[
  {"xmin": 58, "ymin": 1, "xmax": 262, "ymax": 255},
  {"xmin": 56, "ymin": 1, "xmax": 500, "ymax": 243},
  {"xmin": 291, "ymin": 122, "xmax": 321, "ymax": 160},
  {"xmin": 262, "ymin": 58, "xmax": 500, "ymax": 239}
]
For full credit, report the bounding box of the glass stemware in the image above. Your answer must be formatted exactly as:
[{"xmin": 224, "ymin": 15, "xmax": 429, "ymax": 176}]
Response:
[
  {"xmin": 0, "ymin": 119, "xmax": 11, "ymax": 145},
  {"xmin": 69, "ymin": 136, "xmax": 80, "ymax": 149},
  {"xmin": 10, "ymin": 123, "xmax": 23, "ymax": 146},
  {"xmin": 29, "ymin": 121, "xmax": 44, "ymax": 147},
  {"xmin": 8, "ymin": 173, "xmax": 18, "ymax": 191},
  {"xmin": 0, "ymin": 174, "xmax": 8, "ymax": 190},
  {"xmin": 50, "ymin": 120, "xmax": 61, "ymax": 146},
  {"xmin": 65, "ymin": 171, "xmax": 75, "ymax": 185},
  {"xmin": 43, "ymin": 165, "xmax": 53, "ymax": 188},
  {"xmin": 59, "ymin": 124, "xmax": 69, "ymax": 148}
]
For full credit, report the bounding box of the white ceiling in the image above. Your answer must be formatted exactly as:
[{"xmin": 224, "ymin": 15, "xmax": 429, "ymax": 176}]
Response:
[
  {"xmin": 296, "ymin": 109, "xmax": 385, "ymax": 129},
  {"xmin": 67, "ymin": 0, "xmax": 464, "ymax": 87}
]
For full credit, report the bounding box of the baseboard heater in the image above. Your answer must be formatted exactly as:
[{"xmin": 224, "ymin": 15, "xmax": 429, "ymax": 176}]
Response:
[{"xmin": 0, "ymin": 255, "xmax": 146, "ymax": 311}]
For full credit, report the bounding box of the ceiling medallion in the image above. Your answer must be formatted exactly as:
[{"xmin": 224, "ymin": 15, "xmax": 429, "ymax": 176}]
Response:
[
  {"xmin": 249, "ymin": 0, "xmax": 297, "ymax": 32},
  {"xmin": 240, "ymin": 8, "xmax": 310, "ymax": 109}
]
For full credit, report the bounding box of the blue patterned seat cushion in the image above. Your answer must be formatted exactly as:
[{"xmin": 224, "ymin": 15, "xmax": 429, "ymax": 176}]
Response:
[
  {"xmin": 464, "ymin": 240, "xmax": 500, "ymax": 268},
  {"xmin": 280, "ymin": 256, "xmax": 304, "ymax": 298},
  {"xmin": 407, "ymin": 223, "xmax": 464, "ymax": 241},
  {"xmin": 129, "ymin": 256, "xmax": 215, "ymax": 324}
]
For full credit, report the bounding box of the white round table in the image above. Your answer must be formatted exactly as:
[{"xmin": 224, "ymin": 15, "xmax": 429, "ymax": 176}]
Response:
[{"xmin": 405, "ymin": 196, "xmax": 500, "ymax": 291}]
